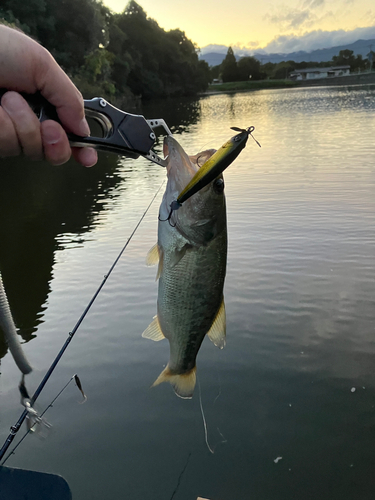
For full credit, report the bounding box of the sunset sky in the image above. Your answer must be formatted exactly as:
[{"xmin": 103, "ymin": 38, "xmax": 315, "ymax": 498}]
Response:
[{"xmin": 103, "ymin": 0, "xmax": 375, "ymax": 53}]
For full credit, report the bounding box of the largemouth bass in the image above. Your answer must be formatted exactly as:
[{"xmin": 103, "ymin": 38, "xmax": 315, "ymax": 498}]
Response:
[{"xmin": 143, "ymin": 136, "xmax": 227, "ymax": 398}]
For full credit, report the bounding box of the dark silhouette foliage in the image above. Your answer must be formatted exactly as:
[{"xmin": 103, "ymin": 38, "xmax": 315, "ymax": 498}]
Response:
[
  {"xmin": 221, "ymin": 47, "xmax": 238, "ymax": 82},
  {"xmin": 0, "ymin": 0, "xmax": 211, "ymax": 105},
  {"xmin": 209, "ymin": 47, "xmax": 372, "ymax": 83}
]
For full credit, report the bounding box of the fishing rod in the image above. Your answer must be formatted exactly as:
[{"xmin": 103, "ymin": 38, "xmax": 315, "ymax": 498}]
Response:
[
  {"xmin": 1, "ymin": 374, "xmax": 85, "ymax": 465},
  {"xmin": 0, "ymin": 181, "xmax": 165, "ymax": 462}
]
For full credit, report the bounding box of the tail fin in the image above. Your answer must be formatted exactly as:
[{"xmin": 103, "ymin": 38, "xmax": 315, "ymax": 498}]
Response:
[{"xmin": 152, "ymin": 365, "xmax": 197, "ymax": 399}]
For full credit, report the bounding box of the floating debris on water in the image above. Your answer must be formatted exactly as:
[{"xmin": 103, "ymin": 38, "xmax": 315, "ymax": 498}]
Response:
[
  {"xmin": 274, "ymin": 457, "xmax": 283, "ymax": 463},
  {"xmin": 351, "ymin": 387, "xmax": 356, "ymax": 393}
]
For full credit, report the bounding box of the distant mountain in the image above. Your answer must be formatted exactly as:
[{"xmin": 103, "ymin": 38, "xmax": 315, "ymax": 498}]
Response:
[
  {"xmin": 200, "ymin": 38, "xmax": 375, "ymax": 66},
  {"xmin": 199, "ymin": 52, "xmax": 228, "ymax": 67}
]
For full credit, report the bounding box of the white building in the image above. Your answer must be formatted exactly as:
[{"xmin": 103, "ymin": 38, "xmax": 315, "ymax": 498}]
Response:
[{"xmin": 290, "ymin": 66, "xmax": 350, "ymax": 81}]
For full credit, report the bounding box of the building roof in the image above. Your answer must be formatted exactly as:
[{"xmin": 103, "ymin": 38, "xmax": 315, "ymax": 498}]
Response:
[{"xmin": 290, "ymin": 65, "xmax": 350, "ymax": 75}]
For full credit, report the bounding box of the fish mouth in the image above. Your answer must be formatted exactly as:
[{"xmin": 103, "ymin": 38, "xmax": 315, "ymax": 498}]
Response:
[{"xmin": 163, "ymin": 136, "xmax": 199, "ymax": 195}]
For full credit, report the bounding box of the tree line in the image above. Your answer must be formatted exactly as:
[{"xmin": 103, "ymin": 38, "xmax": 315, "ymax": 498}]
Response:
[
  {"xmin": 0, "ymin": 0, "xmax": 211, "ymax": 107},
  {"xmin": 212, "ymin": 47, "xmax": 375, "ymax": 83}
]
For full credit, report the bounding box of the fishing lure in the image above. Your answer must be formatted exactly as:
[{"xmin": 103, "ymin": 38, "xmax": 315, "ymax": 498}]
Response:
[
  {"xmin": 160, "ymin": 126, "xmax": 260, "ymax": 225},
  {"xmin": 177, "ymin": 126, "xmax": 260, "ymax": 205}
]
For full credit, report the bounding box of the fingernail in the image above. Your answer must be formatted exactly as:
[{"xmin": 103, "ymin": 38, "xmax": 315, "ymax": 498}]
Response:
[
  {"xmin": 79, "ymin": 117, "xmax": 90, "ymax": 137},
  {"xmin": 84, "ymin": 148, "xmax": 98, "ymax": 167},
  {"xmin": 42, "ymin": 126, "xmax": 61, "ymax": 145},
  {"xmin": 1, "ymin": 92, "xmax": 26, "ymax": 114}
]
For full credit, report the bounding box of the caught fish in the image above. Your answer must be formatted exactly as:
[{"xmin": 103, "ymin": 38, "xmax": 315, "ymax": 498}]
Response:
[{"xmin": 143, "ymin": 136, "xmax": 228, "ymax": 399}]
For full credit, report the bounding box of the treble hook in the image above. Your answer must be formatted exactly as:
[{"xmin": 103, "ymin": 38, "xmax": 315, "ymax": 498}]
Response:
[{"xmin": 158, "ymin": 200, "xmax": 181, "ymax": 227}]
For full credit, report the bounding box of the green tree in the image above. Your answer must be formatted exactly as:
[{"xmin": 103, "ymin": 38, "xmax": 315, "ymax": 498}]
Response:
[
  {"xmin": 273, "ymin": 62, "xmax": 295, "ymax": 80},
  {"xmin": 366, "ymin": 51, "xmax": 375, "ymax": 71},
  {"xmin": 42, "ymin": 0, "xmax": 108, "ymax": 71},
  {"xmin": 106, "ymin": 15, "xmax": 135, "ymax": 96},
  {"xmin": 210, "ymin": 64, "xmax": 221, "ymax": 80},
  {"xmin": 351, "ymin": 54, "xmax": 367, "ymax": 72},
  {"xmin": 237, "ymin": 56, "xmax": 262, "ymax": 81},
  {"xmin": 0, "ymin": 0, "xmax": 49, "ymax": 34},
  {"xmin": 107, "ymin": 3, "xmax": 210, "ymax": 98},
  {"xmin": 260, "ymin": 62, "xmax": 276, "ymax": 79},
  {"xmin": 1, "ymin": 0, "xmax": 108, "ymax": 72},
  {"xmin": 1, "ymin": 0, "xmax": 211, "ymax": 102},
  {"xmin": 332, "ymin": 49, "xmax": 356, "ymax": 70},
  {"xmin": 221, "ymin": 47, "xmax": 238, "ymax": 82}
]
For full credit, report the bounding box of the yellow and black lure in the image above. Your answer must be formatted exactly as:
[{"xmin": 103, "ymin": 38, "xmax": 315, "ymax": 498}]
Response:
[{"xmin": 167, "ymin": 127, "xmax": 260, "ymax": 217}]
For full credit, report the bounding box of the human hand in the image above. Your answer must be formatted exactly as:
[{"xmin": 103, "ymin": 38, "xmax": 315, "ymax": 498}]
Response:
[{"xmin": 0, "ymin": 25, "xmax": 97, "ymax": 167}]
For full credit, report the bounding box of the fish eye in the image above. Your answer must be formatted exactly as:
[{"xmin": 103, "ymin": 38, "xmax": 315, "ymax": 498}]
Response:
[{"xmin": 213, "ymin": 178, "xmax": 225, "ymax": 194}]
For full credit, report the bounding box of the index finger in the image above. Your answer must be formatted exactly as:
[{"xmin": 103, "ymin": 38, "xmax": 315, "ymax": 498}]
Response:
[{"xmin": 34, "ymin": 48, "xmax": 90, "ymax": 137}]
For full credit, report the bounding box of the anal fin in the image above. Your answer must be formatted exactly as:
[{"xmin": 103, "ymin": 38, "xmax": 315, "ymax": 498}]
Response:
[
  {"xmin": 207, "ymin": 299, "xmax": 226, "ymax": 349},
  {"xmin": 142, "ymin": 315, "xmax": 165, "ymax": 342}
]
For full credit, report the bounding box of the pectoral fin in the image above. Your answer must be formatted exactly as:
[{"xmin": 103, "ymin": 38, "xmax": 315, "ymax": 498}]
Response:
[
  {"xmin": 146, "ymin": 244, "xmax": 159, "ymax": 266},
  {"xmin": 142, "ymin": 315, "xmax": 165, "ymax": 342},
  {"xmin": 152, "ymin": 365, "xmax": 197, "ymax": 399},
  {"xmin": 146, "ymin": 244, "xmax": 163, "ymax": 281},
  {"xmin": 207, "ymin": 299, "xmax": 226, "ymax": 349},
  {"xmin": 169, "ymin": 244, "xmax": 191, "ymax": 268}
]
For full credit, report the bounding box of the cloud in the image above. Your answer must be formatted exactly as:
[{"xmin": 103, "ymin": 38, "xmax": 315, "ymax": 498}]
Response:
[
  {"xmin": 264, "ymin": 8, "xmax": 315, "ymax": 30},
  {"xmin": 246, "ymin": 41, "xmax": 261, "ymax": 48},
  {"xmin": 262, "ymin": 25, "xmax": 375, "ymax": 53},
  {"xmin": 361, "ymin": 10, "xmax": 375, "ymax": 24},
  {"xmin": 263, "ymin": 0, "xmax": 354, "ymax": 34},
  {"xmin": 200, "ymin": 25, "xmax": 375, "ymax": 56},
  {"xmin": 263, "ymin": 0, "xmax": 331, "ymax": 32},
  {"xmin": 199, "ymin": 44, "xmax": 229, "ymax": 54},
  {"xmin": 302, "ymin": 0, "xmax": 325, "ymax": 9}
]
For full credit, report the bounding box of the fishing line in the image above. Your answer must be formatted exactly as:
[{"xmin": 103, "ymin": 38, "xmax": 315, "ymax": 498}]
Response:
[
  {"xmin": 197, "ymin": 375, "xmax": 227, "ymax": 455},
  {"xmin": 213, "ymin": 376, "xmax": 222, "ymax": 406},
  {"xmin": 197, "ymin": 376, "xmax": 214, "ymax": 454},
  {"xmin": 169, "ymin": 452, "xmax": 192, "ymax": 500},
  {"xmin": 0, "ymin": 180, "xmax": 165, "ymax": 463},
  {"xmin": 213, "ymin": 347, "xmax": 224, "ymax": 406},
  {"xmin": 1, "ymin": 374, "xmax": 82, "ymax": 465}
]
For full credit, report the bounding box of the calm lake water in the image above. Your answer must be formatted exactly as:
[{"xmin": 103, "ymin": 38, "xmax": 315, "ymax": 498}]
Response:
[{"xmin": 1, "ymin": 85, "xmax": 375, "ymax": 499}]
